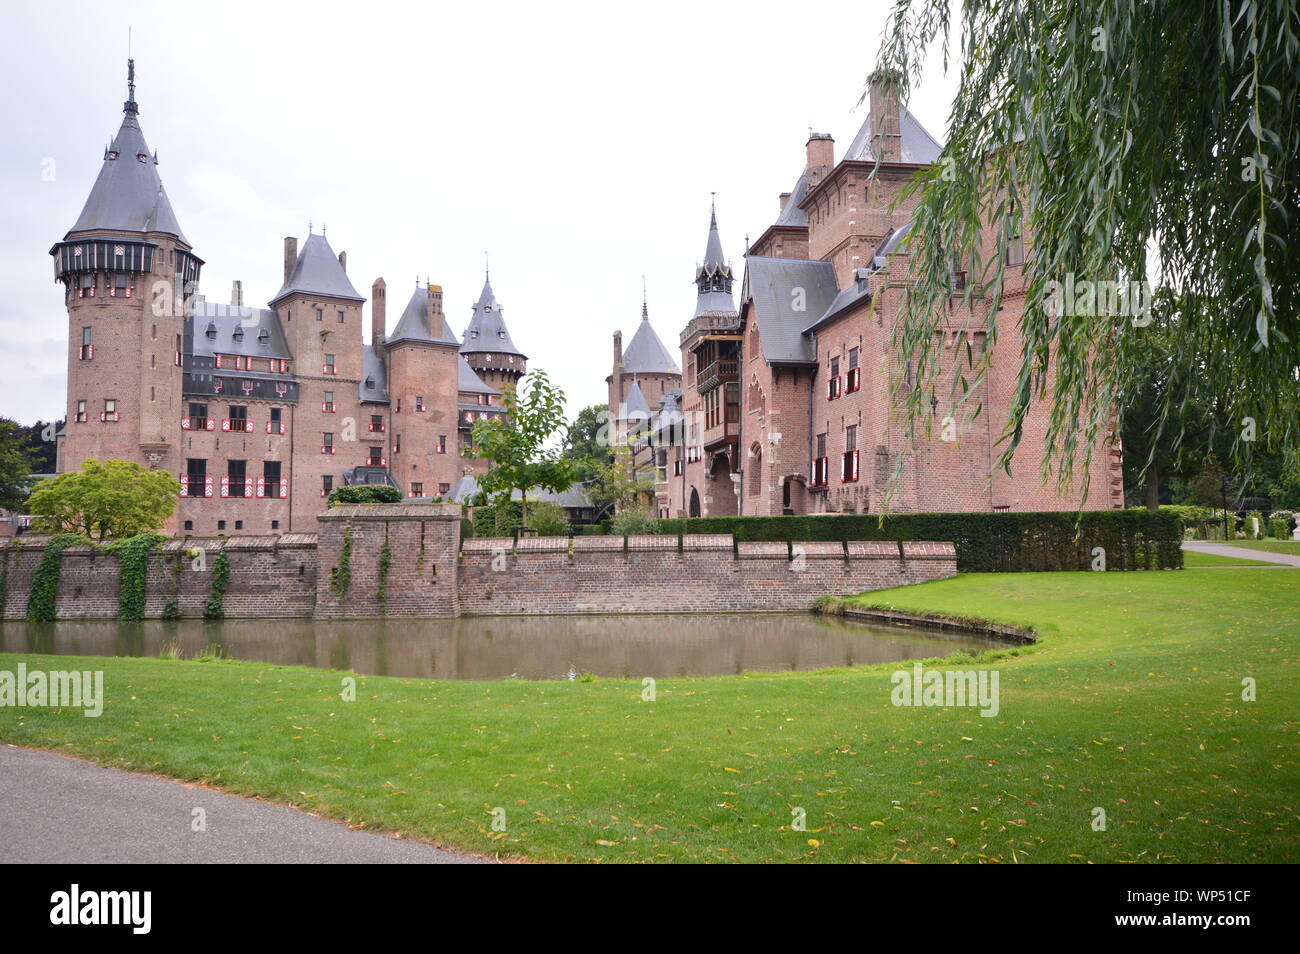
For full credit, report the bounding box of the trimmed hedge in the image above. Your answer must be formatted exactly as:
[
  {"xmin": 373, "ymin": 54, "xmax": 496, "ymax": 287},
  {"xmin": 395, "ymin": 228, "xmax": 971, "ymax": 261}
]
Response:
[
  {"xmin": 655, "ymin": 509, "xmax": 1183, "ymax": 572},
  {"xmin": 327, "ymin": 485, "xmax": 402, "ymax": 506}
]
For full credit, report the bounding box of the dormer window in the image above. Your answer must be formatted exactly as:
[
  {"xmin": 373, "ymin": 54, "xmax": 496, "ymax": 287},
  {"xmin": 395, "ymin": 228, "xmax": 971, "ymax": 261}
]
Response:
[
  {"xmin": 232, "ymin": 327, "xmax": 244, "ymax": 341},
  {"xmin": 470, "ymin": 331, "xmax": 478, "ymax": 339},
  {"xmin": 137, "ymin": 153, "xmax": 149, "ymax": 163},
  {"xmin": 205, "ymin": 322, "xmax": 217, "ymax": 339},
  {"xmin": 106, "ymin": 150, "xmax": 118, "ymax": 160},
  {"xmin": 498, "ymin": 331, "xmax": 505, "ymax": 339},
  {"xmin": 484, "ymin": 306, "xmax": 492, "ymax": 313},
  {"xmin": 257, "ymin": 329, "xmax": 269, "ymax": 342},
  {"xmin": 364, "ymin": 376, "xmax": 375, "ymax": 390}
]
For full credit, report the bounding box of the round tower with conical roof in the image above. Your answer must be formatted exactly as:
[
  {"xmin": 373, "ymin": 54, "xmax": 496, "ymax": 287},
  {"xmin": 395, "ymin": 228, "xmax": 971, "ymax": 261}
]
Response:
[
  {"xmin": 52, "ymin": 60, "xmax": 203, "ymax": 484},
  {"xmin": 459, "ymin": 271, "xmax": 526, "ymax": 393}
]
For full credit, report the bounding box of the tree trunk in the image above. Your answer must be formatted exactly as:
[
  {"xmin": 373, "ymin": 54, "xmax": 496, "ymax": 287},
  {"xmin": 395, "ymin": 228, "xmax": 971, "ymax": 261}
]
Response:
[
  {"xmin": 520, "ymin": 491, "xmax": 528, "ymax": 530},
  {"xmin": 1145, "ymin": 463, "xmax": 1160, "ymax": 511}
]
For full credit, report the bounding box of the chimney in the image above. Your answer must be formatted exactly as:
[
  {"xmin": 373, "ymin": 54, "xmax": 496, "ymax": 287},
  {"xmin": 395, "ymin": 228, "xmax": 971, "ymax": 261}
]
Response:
[
  {"xmin": 806, "ymin": 133, "xmax": 835, "ymax": 190},
  {"xmin": 338, "ymin": 250, "xmax": 347, "ymax": 272},
  {"xmin": 868, "ymin": 69, "xmax": 902, "ymax": 163},
  {"xmin": 613, "ymin": 330, "xmax": 623, "ymax": 371},
  {"xmin": 283, "ymin": 236, "xmax": 297, "ymax": 283},
  {"xmin": 371, "ymin": 278, "xmax": 386, "ymax": 345},
  {"xmin": 427, "ymin": 283, "xmax": 444, "ymax": 324},
  {"xmin": 778, "ymin": 192, "xmax": 792, "ymax": 212},
  {"xmin": 231, "ymin": 280, "xmax": 243, "ymax": 306}
]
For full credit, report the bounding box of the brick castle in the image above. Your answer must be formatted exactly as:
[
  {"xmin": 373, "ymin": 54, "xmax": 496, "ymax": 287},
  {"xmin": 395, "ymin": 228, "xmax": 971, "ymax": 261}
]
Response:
[
  {"xmin": 53, "ymin": 61, "xmax": 523, "ymax": 534},
  {"xmin": 608, "ymin": 73, "xmax": 1124, "ymax": 518}
]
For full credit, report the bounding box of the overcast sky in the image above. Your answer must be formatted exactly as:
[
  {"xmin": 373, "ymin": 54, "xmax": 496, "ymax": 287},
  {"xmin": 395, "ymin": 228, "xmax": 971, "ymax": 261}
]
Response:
[{"xmin": 0, "ymin": 0, "xmax": 957, "ymax": 427}]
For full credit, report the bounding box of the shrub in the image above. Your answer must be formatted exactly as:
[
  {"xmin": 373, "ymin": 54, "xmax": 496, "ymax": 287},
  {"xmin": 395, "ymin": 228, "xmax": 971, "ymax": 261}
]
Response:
[
  {"xmin": 1269, "ymin": 518, "xmax": 1290, "ymax": 539},
  {"xmin": 610, "ymin": 510, "xmax": 659, "ymax": 536},
  {"xmin": 327, "ymin": 485, "xmax": 402, "ymax": 506},
  {"xmin": 656, "ymin": 509, "xmax": 1183, "ymax": 572},
  {"xmin": 474, "ymin": 501, "xmax": 522, "ymax": 537},
  {"xmin": 527, "ymin": 501, "xmax": 571, "ymax": 537},
  {"xmin": 26, "ymin": 534, "xmax": 84, "ymax": 622}
]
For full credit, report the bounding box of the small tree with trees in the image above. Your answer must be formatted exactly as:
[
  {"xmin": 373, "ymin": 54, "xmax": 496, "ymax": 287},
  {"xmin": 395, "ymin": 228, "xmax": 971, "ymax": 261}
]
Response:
[
  {"xmin": 471, "ymin": 369, "xmax": 580, "ymax": 530},
  {"xmin": 26, "ymin": 458, "xmax": 179, "ymax": 541}
]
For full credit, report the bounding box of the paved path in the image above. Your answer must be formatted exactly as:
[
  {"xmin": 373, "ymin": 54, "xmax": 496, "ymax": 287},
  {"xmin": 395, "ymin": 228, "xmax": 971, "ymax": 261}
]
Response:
[
  {"xmin": 0, "ymin": 746, "xmax": 482, "ymax": 864},
  {"xmin": 1182, "ymin": 541, "xmax": 1300, "ymax": 567}
]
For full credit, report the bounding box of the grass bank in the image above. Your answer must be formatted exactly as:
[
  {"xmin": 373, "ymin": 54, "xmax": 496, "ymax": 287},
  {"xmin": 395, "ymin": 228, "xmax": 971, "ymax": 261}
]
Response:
[{"xmin": 1, "ymin": 571, "xmax": 1295, "ymax": 863}]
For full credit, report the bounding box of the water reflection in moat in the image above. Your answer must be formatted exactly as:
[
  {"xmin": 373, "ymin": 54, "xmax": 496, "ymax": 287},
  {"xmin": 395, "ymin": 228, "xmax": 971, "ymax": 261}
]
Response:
[{"xmin": 1, "ymin": 614, "xmax": 1003, "ymax": 681}]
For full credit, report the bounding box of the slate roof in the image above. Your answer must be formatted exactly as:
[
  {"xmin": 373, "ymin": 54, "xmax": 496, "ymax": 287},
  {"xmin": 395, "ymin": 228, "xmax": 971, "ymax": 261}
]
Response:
[
  {"xmin": 359, "ymin": 345, "xmax": 389, "ymax": 403},
  {"xmin": 842, "ymin": 107, "xmax": 944, "ymax": 165},
  {"xmin": 188, "ymin": 300, "xmax": 292, "ymax": 362},
  {"xmin": 448, "ymin": 474, "xmax": 595, "ymax": 510},
  {"xmin": 457, "ymin": 356, "xmax": 498, "ymax": 395},
  {"xmin": 388, "ymin": 285, "xmax": 460, "ymax": 347},
  {"xmin": 271, "ymin": 233, "xmax": 364, "ymax": 304},
  {"xmin": 773, "ymin": 168, "xmax": 811, "ymax": 228},
  {"xmin": 461, "ymin": 278, "xmax": 525, "ymax": 358},
  {"xmin": 741, "ymin": 257, "xmax": 838, "ymax": 364},
  {"xmin": 623, "ymin": 379, "xmax": 652, "ymax": 418},
  {"xmin": 621, "ymin": 315, "xmax": 681, "ymax": 375},
  {"xmin": 694, "ymin": 208, "xmax": 737, "ymax": 318},
  {"xmin": 803, "ymin": 222, "xmax": 914, "ymax": 333},
  {"xmin": 68, "ymin": 90, "xmax": 187, "ymax": 242}
]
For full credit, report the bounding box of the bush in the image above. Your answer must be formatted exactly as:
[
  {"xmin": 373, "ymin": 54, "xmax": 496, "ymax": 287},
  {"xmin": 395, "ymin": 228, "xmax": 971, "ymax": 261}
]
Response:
[
  {"xmin": 327, "ymin": 485, "xmax": 402, "ymax": 506},
  {"xmin": 527, "ymin": 501, "xmax": 571, "ymax": 537},
  {"xmin": 609, "ymin": 510, "xmax": 659, "ymax": 536},
  {"xmin": 474, "ymin": 500, "xmax": 522, "ymax": 537},
  {"xmin": 1269, "ymin": 518, "xmax": 1290, "ymax": 539},
  {"xmin": 655, "ymin": 509, "xmax": 1183, "ymax": 572}
]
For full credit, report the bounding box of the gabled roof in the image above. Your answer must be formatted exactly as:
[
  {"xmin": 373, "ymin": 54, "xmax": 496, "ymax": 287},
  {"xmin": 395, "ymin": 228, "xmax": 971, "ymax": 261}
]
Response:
[
  {"xmin": 271, "ymin": 233, "xmax": 364, "ymax": 304},
  {"xmin": 621, "ymin": 314, "xmax": 681, "ymax": 375},
  {"xmin": 842, "ymin": 107, "xmax": 944, "ymax": 165},
  {"xmin": 359, "ymin": 345, "xmax": 389, "ymax": 403},
  {"xmin": 458, "ymin": 356, "xmax": 498, "ymax": 395},
  {"xmin": 461, "ymin": 278, "xmax": 525, "ymax": 358},
  {"xmin": 188, "ymin": 300, "xmax": 291, "ymax": 362},
  {"xmin": 447, "ymin": 474, "xmax": 595, "ymax": 509},
  {"xmin": 388, "ymin": 285, "xmax": 460, "ymax": 347},
  {"xmin": 742, "ymin": 257, "xmax": 838, "ymax": 364},
  {"xmin": 67, "ymin": 66, "xmax": 187, "ymax": 243}
]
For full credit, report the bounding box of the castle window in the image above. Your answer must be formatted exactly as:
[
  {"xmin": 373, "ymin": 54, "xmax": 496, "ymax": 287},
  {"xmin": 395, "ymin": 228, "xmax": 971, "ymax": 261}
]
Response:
[
  {"xmin": 227, "ymin": 459, "xmax": 247, "ymax": 498},
  {"xmin": 225, "ymin": 405, "xmax": 250, "ymax": 432},
  {"xmin": 438, "ymin": 483, "xmax": 450, "ymax": 495},
  {"xmin": 322, "ymin": 433, "xmax": 335, "ymax": 454},
  {"xmin": 321, "ymin": 475, "xmax": 333, "ymax": 498},
  {"xmin": 369, "ymin": 415, "xmax": 384, "ymax": 433},
  {"xmin": 75, "ymin": 400, "xmax": 87, "ymax": 423},
  {"xmin": 410, "ymin": 482, "xmax": 423, "ymax": 498},
  {"xmin": 394, "ymin": 434, "xmax": 401, "ymax": 454},
  {"xmin": 79, "ymin": 274, "xmax": 95, "ymax": 298},
  {"xmin": 1005, "ymin": 210, "xmax": 1025, "ymax": 266},
  {"xmin": 234, "ymin": 521, "xmax": 243, "ymax": 531},
  {"xmin": 323, "ymin": 354, "xmax": 336, "ymax": 375},
  {"xmin": 271, "ymin": 520, "xmax": 279, "ymax": 530},
  {"xmin": 323, "ymin": 391, "xmax": 335, "ymax": 413},
  {"xmin": 415, "ymin": 395, "xmax": 425, "ymax": 412},
  {"xmin": 186, "ymin": 402, "xmax": 209, "ymax": 431},
  {"xmin": 367, "ymin": 447, "xmax": 385, "ymax": 466},
  {"xmin": 218, "ymin": 520, "xmax": 226, "ymax": 531},
  {"xmin": 184, "ymin": 521, "xmax": 193, "ymax": 531},
  {"xmin": 263, "ymin": 461, "xmax": 283, "ymax": 498},
  {"xmin": 316, "ymin": 308, "xmax": 323, "ymax": 321},
  {"xmin": 268, "ymin": 406, "xmax": 285, "ymax": 435},
  {"xmin": 437, "ymin": 434, "xmax": 447, "ymax": 454},
  {"xmin": 338, "ymin": 310, "xmax": 345, "ymax": 324},
  {"xmin": 185, "ymin": 459, "xmax": 208, "ymax": 498},
  {"xmin": 80, "ymin": 327, "xmax": 93, "ymax": 360},
  {"xmin": 101, "ymin": 399, "xmax": 119, "ymax": 423}
]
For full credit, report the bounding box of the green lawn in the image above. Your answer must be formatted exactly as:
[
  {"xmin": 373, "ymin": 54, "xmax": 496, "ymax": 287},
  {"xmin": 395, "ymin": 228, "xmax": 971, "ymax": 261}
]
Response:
[
  {"xmin": 1182, "ymin": 549, "xmax": 1289, "ymax": 567},
  {"xmin": 0, "ymin": 570, "xmax": 1295, "ymax": 863}
]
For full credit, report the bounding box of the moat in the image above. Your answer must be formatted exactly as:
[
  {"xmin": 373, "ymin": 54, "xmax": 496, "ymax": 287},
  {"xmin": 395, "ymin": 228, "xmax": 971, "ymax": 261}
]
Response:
[{"xmin": 1, "ymin": 614, "xmax": 1001, "ymax": 680}]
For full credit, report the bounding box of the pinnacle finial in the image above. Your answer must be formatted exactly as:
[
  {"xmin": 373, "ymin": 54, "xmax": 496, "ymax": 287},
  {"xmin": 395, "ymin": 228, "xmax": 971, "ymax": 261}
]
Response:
[
  {"xmin": 484, "ymin": 250, "xmax": 490, "ymax": 282},
  {"xmin": 641, "ymin": 274, "xmax": 648, "ymax": 319},
  {"xmin": 123, "ymin": 58, "xmax": 139, "ymax": 116}
]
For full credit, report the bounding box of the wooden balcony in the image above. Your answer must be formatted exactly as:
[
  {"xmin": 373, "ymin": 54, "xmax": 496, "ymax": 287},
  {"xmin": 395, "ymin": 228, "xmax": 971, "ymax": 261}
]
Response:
[{"xmin": 696, "ymin": 359, "xmax": 739, "ymax": 394}]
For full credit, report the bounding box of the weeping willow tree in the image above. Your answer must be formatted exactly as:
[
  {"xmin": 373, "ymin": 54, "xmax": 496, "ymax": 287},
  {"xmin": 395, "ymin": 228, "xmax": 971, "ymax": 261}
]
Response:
[{"xmin": 874, "ymin": 0, "xmax": 1299, "ymax": 500}]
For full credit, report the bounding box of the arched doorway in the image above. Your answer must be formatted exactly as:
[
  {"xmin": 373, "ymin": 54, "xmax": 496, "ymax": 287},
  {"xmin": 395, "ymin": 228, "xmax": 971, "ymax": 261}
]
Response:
[
  {"xmin": 782, "ymin": 476, "xmax": 807, "ymax": 515},
  {"xmin": 688, "ymin": 487, "xmax": 701, "ymax": 518},
  {"xmin": 707, "ymin": 451, "xmax": 738, "ymax": 516}
]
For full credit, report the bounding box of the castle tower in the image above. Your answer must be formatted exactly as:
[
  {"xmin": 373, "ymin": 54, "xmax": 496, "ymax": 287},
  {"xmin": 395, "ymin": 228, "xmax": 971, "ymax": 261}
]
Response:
[
  {"xmin": 53, "ymin": 60, "xmax": 202, "ymax": 481},
  {"xmin": 385, "ymin": 283, "xmax": 463, "ymax": 498},
  {"xmin": 607, "ymin": 288, "xmax": 682, "ymax": 438},
  {"xmin": 268, "ymin": 230, "xmax": 366, "ymax": 527},
  {"xmin": 459, "ymin": 272, "xmax": 526, "ymax": 393}
]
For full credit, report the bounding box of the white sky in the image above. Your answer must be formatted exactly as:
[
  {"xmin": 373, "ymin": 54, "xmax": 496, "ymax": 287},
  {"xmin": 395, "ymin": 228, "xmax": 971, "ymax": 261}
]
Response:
[{"xmin": 0, "ymin": 0, "xmax": 957, "ymax": 427}]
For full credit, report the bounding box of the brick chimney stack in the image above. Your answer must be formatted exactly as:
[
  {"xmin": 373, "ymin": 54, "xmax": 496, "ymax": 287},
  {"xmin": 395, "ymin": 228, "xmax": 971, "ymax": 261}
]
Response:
[
  {"xmin": 371, "ymin": 278, "xmax": 386, "ymax": 345},
  {"xmin": 283, "ymin": 236, "xmax": 297, "ymax": 283},
  {"xmin": 868, "ymin": 69, "xmax": 902, "ymax": 163},
  {"xmin": 231, "ymin": 280, "xmax": 243, "ymax": 306},
  {"xmin": 805, "ymin": 133, "xmax": 834, "ymax": 190},
  {"xmin": 427, "ymin": 283, "xmax": 444, "ymax": 321},
  {"xmin": 779, "ymin": 192, "xmax": 792, "ymax": 212},
  {"xmin": 338, "ymin": 250, "xmax": 347, "ymax": 272},
  {"xmin": 613, "ymin": 330, "xmax": 623, "ymax": 371}
]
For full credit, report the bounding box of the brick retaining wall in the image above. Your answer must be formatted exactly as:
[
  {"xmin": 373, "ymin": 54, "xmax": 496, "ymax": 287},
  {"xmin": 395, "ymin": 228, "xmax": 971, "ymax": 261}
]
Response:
[{"xmin": 0, "ymin": 505, "xmax": 956, "ymax": 619}]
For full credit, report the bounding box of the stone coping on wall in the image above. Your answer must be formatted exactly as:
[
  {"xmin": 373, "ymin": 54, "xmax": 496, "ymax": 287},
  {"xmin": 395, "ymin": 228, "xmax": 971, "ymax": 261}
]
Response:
[
  {"xmin": 458, "ymin": 535, "xmax": 958, "ymax": 561},
  {"xmin": 319, "ymin": 503, "xmax": 462, "ymax": 522},
  {"xmin": 4, "ymin": 533, "xmax": 319, "ymax": 552}
]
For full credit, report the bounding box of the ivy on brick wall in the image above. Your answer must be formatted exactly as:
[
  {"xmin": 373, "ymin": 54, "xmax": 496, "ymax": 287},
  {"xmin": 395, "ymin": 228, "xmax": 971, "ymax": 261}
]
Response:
[
  {"xmin": 330, "ymin": 528, "xmax": 353, "ymax": 598},
  {"xmin": 107, "ymin": 532, "xmax": 166, "ymax": 622},
  {"xmin": 0, "ymin": 541, "xmax": 13, "ymax": 619},
  {"xmin": 655, "ymin": 509, "xmax": 1183, "ymax": 572},
  {"xmin": 26, "ymin": 534, "xmax": 85, "ymax": 622},
  {"xmin": 202, "ymin": 548, "xmax": 231, "ymax": 620},
  {"xmin": 377, "ymin": 525, "xmax": 392, "ymax": 614}
]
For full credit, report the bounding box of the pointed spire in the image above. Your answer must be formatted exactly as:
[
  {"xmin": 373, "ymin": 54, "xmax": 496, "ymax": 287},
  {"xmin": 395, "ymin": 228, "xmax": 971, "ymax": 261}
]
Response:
[
  {"xmin": 462, "ymin": 271, "xmax": 525, "ymax": 358},
  {"xmin": 641, "ymin": 274, "xmax": 649, "ymax": 319},
  {"xmin": 693, "ymin": 198, "xmax": 737, "ymax": 319}
]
